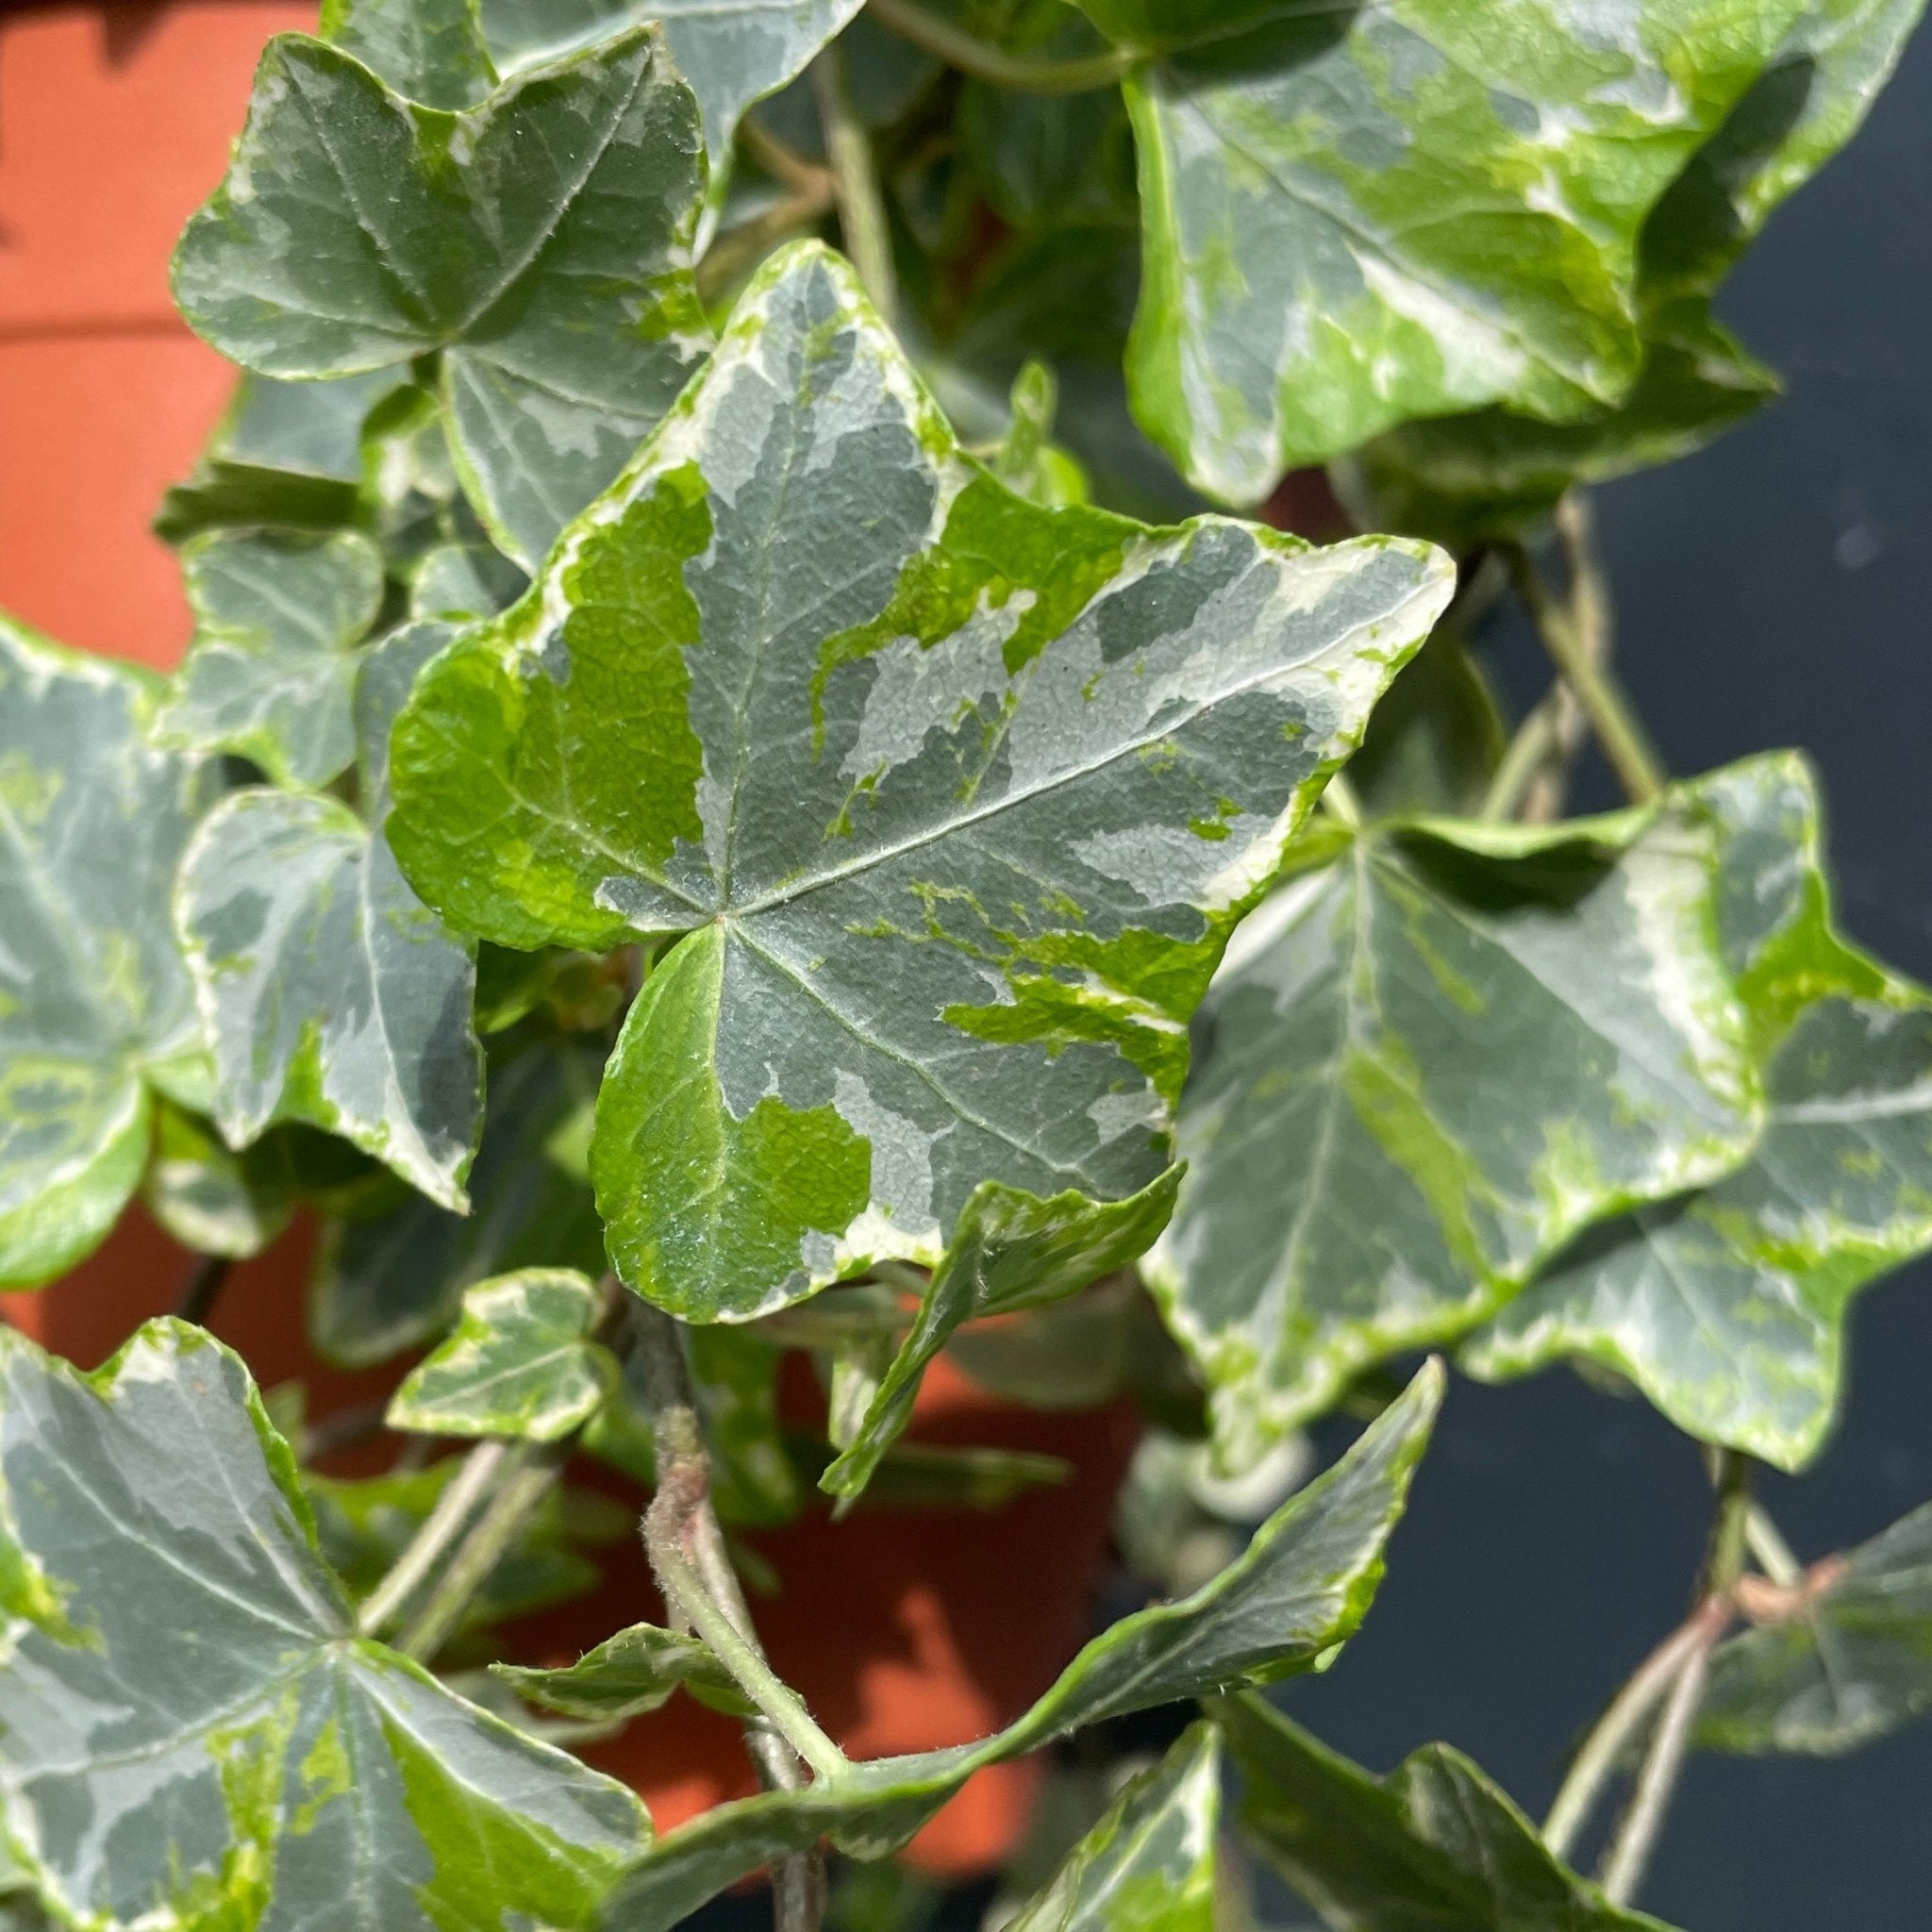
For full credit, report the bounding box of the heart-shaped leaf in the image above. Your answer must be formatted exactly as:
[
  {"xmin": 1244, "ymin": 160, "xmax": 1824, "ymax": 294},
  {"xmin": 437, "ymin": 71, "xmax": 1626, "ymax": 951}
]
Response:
[
  {"xmin": 321, "ymin": 0, "xmax": 500, "ymax": 108},
  {"xmin": 175, "ymin": 625, "xmax": 483, "ymax": 1208},
  {"xmin": 1147, "ymin": 778, "xmax": 1763, "ymax": 1468},
  {"xmin": 1696, "ymin": 1500, "xmax": 1932, "ymax": 1757},
  {"xmin": 0, "ymin": 622, "xmax": 220, "ymax": 1286},
  {"xmin": 1217, "ymin": 1692, "xmax": 1679, "ymax": 1932},
  {"xmin": 597, "ymin": 1358, "xmax": 1441, "ymax": 1930},
  {"xmin": 493, "ymin": 1622, "xmax": 751, "ymax": 1722},
  {"xmin": 0, "ymin": 1321, "xmax": 646, "ymax": 1932},
  {"xmin": 174, "ymin": 27, "xmax": 709, "ymax": 569},
  {"xmin": 1464, "ymin": 756, "xmax": 1932, "ymax": 1470},
  {"xmin": 155, "ymin": 527, "xmax": 385, "ymax": 788},
  {"xmin": 388, "ymin": 241, "xmax": 1454, "ymax": 1319},
  {"xmin": 1004, "ymin": 1723, "xmax": 1220, "ymax": 1932},
  {"xmin": 1124, "ymin": 0, "xmax": 1810, "ymax": 504}
]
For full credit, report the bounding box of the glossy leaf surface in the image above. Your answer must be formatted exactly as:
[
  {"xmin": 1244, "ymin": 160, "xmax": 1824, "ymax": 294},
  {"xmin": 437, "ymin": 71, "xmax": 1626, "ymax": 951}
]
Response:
[
  {"xmin": 176, "ymin": 626, "xmax": 483, "ymax": 1209},
  {"xmin": 822, "ymin": 1170, "xmax": 1178, "ymax": 1501},
  {"xmin": 1220, "ymin": 1692, "xmax": 1676, "ymax": 1932},
  {"xmin": 389, "ymin": 1267, "xmax": 618, "ymax": 1440},
  {"xmin": 1149, "ymin": 791, "xmax": 1760, "ymax": 1466},
  {"xmin": 0, "ymin": 624, "xmax": 217, "ymax": 1286},
  {"xmin": 1466, "ymin": 758, "xmax": 1932, "ymax": 1468},
  {"xmin": 175, "ymin": 28, "xmax": 708, "ymax": 568},
  {"xmin": 494, "ymin": 1623, "xmax": 750, "ymax": 1722},
  {"xmin": 321, "ymin": 0, "xmax": 500, "ymax": 107},
  {"xmin": 0, "ymin": 1322, "xmax": 646, "ymax": 1932},
  {"xmin": 1698, "ymin": 1501, "xmax": 1932, "ymax": 1756},
  {"xmin": 155, "ymin": 528, "xmax": 384, "ymax": 788},
  {"xmin": 1004, "ymin": 1723, "xmax": 1219, "ymax": 1932},
  {"xmin": 599, "ymin": 1358, "xmax": 1441, "ymax": 1929},
  {"xmin": 389, "ymin": 242, "xmax": 1454, "ymax": 1319}
]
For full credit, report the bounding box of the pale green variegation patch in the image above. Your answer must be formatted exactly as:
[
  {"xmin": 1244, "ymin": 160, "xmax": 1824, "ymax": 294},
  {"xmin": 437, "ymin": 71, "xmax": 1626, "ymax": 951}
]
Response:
[
  {"xmin": 174, "ymin": 27, "xmax": 709, "ymax": 569},
  {"xmin": 599, "ymin": 1360, "xmax": 1441, "ymax": 1930},
  {"xmin": 1147, "ymin": 772, "xmax": 1765, "ymax": 1469},
  {"xmin": 1123, "ymin": 0, "xmax": 1820, "ymax": 505},
  {"xmin": 389, "ymin": 1268, "xmax": 619, "ymax": 1440},
  {"xmin": 154, "ymin": 528, "xmax": 385, "ymax": 788},
  {"xmin": 0, "ymin": 622, "xmax": 220, "ymax": 1287},
  {"xmin": 388, "ymin": 241, "xmax": 1454, "ymax": 1319},
  {"xmin": 1465, "ymin": 756, "xmax": 1932, "ymax": 1470},
  {"xmin": 0, "ymin": 1322, "xmax": 646, "ymax": 1932},
  {"xmin": 1219, "ymin": 1693, "xmax": 1676, "ymax": 1932},
  {"xmin": 175, "ymin": 625, "xmax": 483, "ymax": 1209}
]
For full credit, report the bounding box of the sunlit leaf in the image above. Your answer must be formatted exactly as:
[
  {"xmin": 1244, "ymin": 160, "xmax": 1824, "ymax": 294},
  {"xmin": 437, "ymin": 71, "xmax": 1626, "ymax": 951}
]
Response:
[
  {"xmin": 0, "ymin": 622, "xmax": 219, "ymax": 1286},
  {"xmin": 175, "ymin": 27, "xmax": 709, "ymax": 569},
  {"xmin": 321, "ymin": 0, "xmax": 499, "ymax": 107},
  {"xmin": 1148, "ymin": 778, "xmax": 1763, "ymax": 1467},
  {"xmin": 598, "ymin": 1359, "xmax": 1441, "ymax": 1929},
  {"xmin": 388, "ymin": 241, "xmax": 1453, "ymax": 1320},
  {"xmin": 0, "ymin": 1321, "xmax": 646, "ymax": 1932}
]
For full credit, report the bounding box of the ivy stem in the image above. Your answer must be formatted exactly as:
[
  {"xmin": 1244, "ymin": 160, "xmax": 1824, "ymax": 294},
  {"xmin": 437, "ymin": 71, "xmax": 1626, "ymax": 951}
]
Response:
[
  {"xmin": 357, "ymin": 1438, "xmax": 513, "ymax": 1640},
  {"xmin": 811, "ymin": 43, "xmax": 898, "ymax": 325},
  {"xmin": 1541, "ymin": 1612, "xmax": 1713, "ymax": 1862},
  {"xmin": 1322, "ymin": 769, "xmax": 1364, "ymax": 827},
  {"xmin": 867, "ymin": 0, "xmax": 1135, "ymax": 92},
  {"xmin": 1505, "ymin": 493, "xmax": 1665, "ymax": 807},
  {"xmin": 633, "ymin": 1299, "xmax": 835, "ymax": 1932},
  {"xmin": 395, "ymin": 1440, "xmax": 569, "ymax": 1662},
  {"xmin": 1746, "ymin": 1504, "xmax": 1804, "ymax": 1588},
  {"xmin": 174, "ymin": 1253, "xmax": 232, "ymax": 1325}
]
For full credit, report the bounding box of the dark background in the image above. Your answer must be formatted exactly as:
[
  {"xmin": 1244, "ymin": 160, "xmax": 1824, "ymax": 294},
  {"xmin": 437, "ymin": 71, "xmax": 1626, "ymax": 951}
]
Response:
[{"xmin": 1286, "ymin": 21, "xmax": 1932, "ymax": 1928}]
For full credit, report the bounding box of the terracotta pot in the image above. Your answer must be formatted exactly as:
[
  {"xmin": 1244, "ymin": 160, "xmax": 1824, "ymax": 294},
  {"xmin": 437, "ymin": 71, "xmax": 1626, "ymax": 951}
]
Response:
[{"xmin": 0, "ymin": 3, "xmax": 1139, "ymax": 1877}]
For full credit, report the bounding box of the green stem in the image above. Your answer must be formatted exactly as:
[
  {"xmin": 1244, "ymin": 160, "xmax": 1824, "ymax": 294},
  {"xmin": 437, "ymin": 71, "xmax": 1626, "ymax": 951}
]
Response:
[
  {"xmin": 1746, "ymin": 1504, "xmax": 1803, "ymax": 1588},
  {"xmin": 358, "ymin": 1437, "xmax": 513, "ymax": 1640},
  {"xmin": 810, "ymin": 43, "xmax": 898, "ymax": 325},
  {"xmin": 1321, "ymin": 769, "xmax": 1364, "ymax": 827},
  {"xmin": 394, "ymin": 1441, "xmax": 566, "ymax": 1662},
  {"xmin": 867, "ymin": 0, "xmax": 1134, "ymax": 91},
  {"xmin": 1506, "ymin": 496, "xmax": 1665, "ymax": 805}
]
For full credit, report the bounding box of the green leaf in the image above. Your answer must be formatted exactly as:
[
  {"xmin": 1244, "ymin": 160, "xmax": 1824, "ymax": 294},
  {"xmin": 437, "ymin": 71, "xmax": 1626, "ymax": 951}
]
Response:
[
  {"xmin": 1464, "ymin": 755, "xmax": 1932, "ymax": 1469},
  {"xmin": 1147, "ymin": 782, "xmax": 1763, "ymax": 1467},
  {"xmin": 0, "ymin": 622, "xmax": 219, "ymax": 1287},
  {"xmin": 175, "ymin": 626, "xmax": 484, "ymax": 1210},
  {"xmin": 321, "ymin": 0, "xmax": 500, "ymax": 107},
  {"xmin": 821, "ymin": 1170, "xmax": 1179, "ymax": 1502},
  {"xmin": 1005, "ymin": 1723, "xmax": 1219, "ymax": 1932},
  {"xmin": 1345, "ymin": 626, "xmax": 1507, "ymax": 821},
  {"xmin": 389, "ymin": 240, "xmax": 1453, "ymax": 1320},
  {"xmin": 142, "ymin": 1100, "xmax": 299, "ymax": 1259},
  {"xmin": 412, "ymin": 540, "xmax": 529, "ymax": 623},
  {"xmin": 154, "ymin": 528, "xmax": 384, "ymax": 788},
  {"xmin": 1218, "ymin": 1692, "xmax": 1677, "ymax": 1932},
  {"xmin": 0, "ymin": 1320, "xmax": 646, "ymax": 1932},
  {"xmin": 174, "ymin": 27, "xmax": 709, "ymax": 570},
  {"xmin": 1696, "ymin": 1500, "xmax": 1932, "ymax": 1756},
  {"xmin": 1123, "ymin": 0, "xmax": 1809, "ymax": 504},
  {"xmin": 493, "ymin": 1622, "xmax": 753, "ymax": 1721},
  {"xmin": 313, "ymin": 1032, "xmax": 607, "ymax": 1366},
  {"xmin": 389, "ymin": 1267, "xmax": 618, "ymax": 1440},
  {"xmin": 597, "ymin": 1358, "xmax": 1441, "ymax": 1930},
  {"xmin": 476, "ymin": 0, "xmax": 867, "ymax": 169}
]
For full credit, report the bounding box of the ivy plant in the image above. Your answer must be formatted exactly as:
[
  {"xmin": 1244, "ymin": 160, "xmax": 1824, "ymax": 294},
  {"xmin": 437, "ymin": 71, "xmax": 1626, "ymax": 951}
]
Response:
[{"xmin": 1, "ymin": 0, "xmax": 1928, "ymax": 1927}]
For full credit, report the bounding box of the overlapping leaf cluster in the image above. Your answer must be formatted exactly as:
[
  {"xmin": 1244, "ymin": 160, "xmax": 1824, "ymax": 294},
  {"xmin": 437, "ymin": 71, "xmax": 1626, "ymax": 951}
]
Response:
[{"xmin": 3, "ymin": 0, "xmax": 1931, "ymax": 1924}]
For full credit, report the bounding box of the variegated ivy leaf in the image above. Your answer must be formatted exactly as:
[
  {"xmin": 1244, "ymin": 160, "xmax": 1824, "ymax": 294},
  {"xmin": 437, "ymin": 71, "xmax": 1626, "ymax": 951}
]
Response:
[
  {"xmin": 388, "ymin": 242, "xmax": 1454, "ymax": 1321},
  {"xmin": 176, "ymin": 625, "xmax": 483, "ymax": 1209},
  {"xmin": 154, "ymin": 527, "xmax": 384, "ymax": 789},
  {"xmin": 1122, "ymin": 0, "xmax": 1816, "ymax": 505},
  {"xmin": 1696, "ymin": 1500, "xmax": 1932, "ymax": 1757},
  {"xmin": 598, "ymin": 1359, "xmax": 1441, "ymax": 1931},
  {"xmin": 0, "ymin": 1321, "xmax": 646, "ymax": 1932},
  {"xmin": 1146, "ymin": 775, "xmax": 1765, "ymax": 1470},
  {"xmin": 1465, "ymin": 756, "xmax": 1932, "ymax": 1470},
  {"xmin": 142, "ymin": 1099, "xmax": 298, "ymax": 1259},
  {"xmin": 1004, "ymin": 1723, "xmax": 1220, "ymax": 1932},
  {"xmin": 475, "ymin": 0, "xmax": 866, "ymax": 171},
  {"xmin": 0, "ymin": 623, "xmax": 220, "ymax": 1287},
  {"xmin": 174, "ymin": 26, "xmax": 709, "ymax": 570},
  {"xmin": 821, "ymin": 1170, "xmax": 1179, "ymax": 1504},
  {"xmin": 1353, "ymin": 0, "xmax": 1924, "ymax": 544},
  {"xmin": 313, "ymin": 1032, "xmax": 607, "ymax": 1366},
  {"xmin": 493, "ymin": 1622, "xmax": 751, "ymax": 1722},
  {"xmin": 321, "ymin": 0, "xmax": 500, "ymax": 108},
  {"xmin": 389, "ymin": 1267, "xmax": 619, "ymax": 1440},
  {"xmin": 1218, "ymin": 1693, "xmax": 1678, "ymax": 1932}
]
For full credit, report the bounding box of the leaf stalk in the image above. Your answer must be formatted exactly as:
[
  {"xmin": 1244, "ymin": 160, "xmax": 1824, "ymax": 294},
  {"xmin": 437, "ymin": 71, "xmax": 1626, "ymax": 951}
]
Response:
[
  {"xmin": 866, "ymin": 0, "xmax": 1135, "ymax": 92},
  {"xmin": 358, "ymin": 1436, "xmax": 514, "ymax": 1640},
  {"xmin": 811, "ymin": 44, "xmax": 899, "ymax": 325}
]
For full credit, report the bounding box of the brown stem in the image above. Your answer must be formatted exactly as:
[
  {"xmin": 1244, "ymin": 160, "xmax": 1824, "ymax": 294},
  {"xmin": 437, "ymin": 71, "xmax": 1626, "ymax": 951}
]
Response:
[{"xmin": 174, "ymin": 1252, "xmax": 232, "ymax": 1325}]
